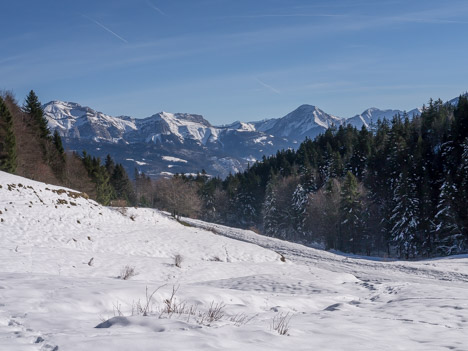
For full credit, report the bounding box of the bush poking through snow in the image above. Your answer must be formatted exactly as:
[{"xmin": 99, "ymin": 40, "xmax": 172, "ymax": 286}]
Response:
[
  {"xmin": 118, "ymin": 265, "xmax": 138, "ymax": 280},
  {"xmin": 135, "ymin": 285, "xmax": 165, "ymax": 316},
  {"xmin": 105, "ymin": 285, "xmax": 248, "ymax": 328},
  {"xmin": 174, "ymin": 254, "xmax": 183, "ymax": 268},
  {"xmin": 271, "ymin": 312, "xmax": 292, "ymax": 336},
  {"xmin": 229, "ymin": 313, "xmax": 257, "ymax": 327},
  {"xmin": 198, "ymin": 302, "xmax": 225, "ymax": 325}
]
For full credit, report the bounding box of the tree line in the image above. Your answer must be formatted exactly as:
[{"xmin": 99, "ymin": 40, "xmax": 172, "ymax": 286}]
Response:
[{"xmin": 175, "ymin": 96, "xmax": 468, "ymax": 258}]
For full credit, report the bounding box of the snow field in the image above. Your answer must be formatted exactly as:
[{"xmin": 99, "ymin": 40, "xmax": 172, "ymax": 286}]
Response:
[{"xmin": 1, "ymin": 171, "xmax": 468, "ymax": 350}]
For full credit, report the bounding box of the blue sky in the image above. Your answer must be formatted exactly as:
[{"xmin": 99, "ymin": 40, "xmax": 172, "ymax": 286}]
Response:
[{"xmin": 1, "ymin": 0, "xmax": 467, "ymax": 124}]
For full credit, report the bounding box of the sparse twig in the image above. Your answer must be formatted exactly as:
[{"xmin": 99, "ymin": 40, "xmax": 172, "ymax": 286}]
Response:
[
  {"xmin": 271, "ymin": 312, "xmax": 292, "ymax": 335},
  {"xmin": 118, "ymin": 265, "xmax": 138, "ymax": 280}
]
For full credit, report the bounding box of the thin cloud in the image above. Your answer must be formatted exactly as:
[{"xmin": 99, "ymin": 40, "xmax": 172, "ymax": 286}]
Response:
[
  {"xmin": 82, "ymin": 15, "xmax": 128, "ymax": 43},
  {"xmin": 232, "ymin": 13, "xmax": 345, "ymax": 19},
  {"xmin": 146, "ymin": 1, "xmax": 166, "ymax": 16},
  {"xmin": 255, "ymin": 78, "xmax": 280, "ymax": 94},
  {"xmin": 390, "ymin": 16, "xmax": 468, "ymax": 24}
]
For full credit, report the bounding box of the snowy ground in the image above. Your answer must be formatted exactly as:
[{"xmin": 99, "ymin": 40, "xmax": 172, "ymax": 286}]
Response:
[{"xmin": 0, "ymin": 171, "xmax": 467, "ymax": 350}]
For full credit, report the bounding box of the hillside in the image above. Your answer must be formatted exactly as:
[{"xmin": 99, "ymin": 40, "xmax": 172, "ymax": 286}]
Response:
[{"xmin": 1, "ymin": 171, "xmax": 468, "ymax": 350}]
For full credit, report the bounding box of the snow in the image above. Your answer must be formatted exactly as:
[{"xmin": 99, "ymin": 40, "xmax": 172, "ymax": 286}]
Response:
[
  {"xmin": 162, "ymin": 156, "xmax": 188, "ymax": 163},
  {"xmin": 139, "ymin": 112, "xmax": 220, "ymax": 145},
  {"xmin": 1, "ymin": 171, "xmax": 468, "ymax": 350},
  {"xmin": 43, "ymin": 101, "xmax": 138, "ymax": 142}
]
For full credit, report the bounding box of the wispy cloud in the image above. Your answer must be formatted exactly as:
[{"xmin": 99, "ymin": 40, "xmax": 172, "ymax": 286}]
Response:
[
  {"xmin": 146, "ymin": 0, "xmax": 166, "ymax": 16},
  {"xmin": 255, "ymin": 78, "xmax": 280, "ymax": 94},
  {"xmin": 230, "ymin": 13, "xmax": 345, "ymax": 19},
  {"xmin": 82, "ymin": 15, "xmax": 128, "ymax": 43}
]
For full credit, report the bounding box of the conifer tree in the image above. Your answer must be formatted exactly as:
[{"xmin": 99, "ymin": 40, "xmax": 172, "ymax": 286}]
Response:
[
  {"xmin": 433, "ymin": 175, "xmax": 465, "ymax": 255},
  {"xmin": 262, "ymin": 174, "xmax": 279, "ymax": 237},
  {"xmin": 0, "ymin": 97, "xmax": 17, "ymax": 173},
  {"xmin": 105, "ymin": 154, "xmax": 115, "ymax": 175},
  {"xmin": 23, "ymin": 90, "xmax": 50, "ymax": 139},
  {"xmin": 111, "ymin": 163, "xmax": 135, "ymax": 205},
  {"xmin": 390, "ymin": 172, "xmax": 420, "ymax": 258},
  {"xmin": 53, "ymin": 130, "xmax": 65, "ymax": 155},
  {"xmin": 339, "ymin": 172, "xmax": 364, "ymax": 253}
]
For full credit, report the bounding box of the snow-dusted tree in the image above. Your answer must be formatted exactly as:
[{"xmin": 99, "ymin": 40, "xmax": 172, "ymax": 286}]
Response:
[
  {"xmin": 460, "ymin": 138, "xmax": 468, "ymax": 200},
  {"xmin": 389, "ymin": 172, "xmax": 420, "ymax": 258},
  {"xmin": 291, "ymin": 183, "xmax": 308, "ymax": 236},
  {"xmin": 291, "ymin": 170, "xmax": 317, "ymax": 238},
  {"xmin": 339, "ymin": 172, "xmax": 365, "ymax": 253},
  {"xmin": 262, "ymin": 175, "xmax": 279, "ymax": 237},
  {"xmin": 433, "ymin": 176, "xmax": 465, "ymax": 255}
]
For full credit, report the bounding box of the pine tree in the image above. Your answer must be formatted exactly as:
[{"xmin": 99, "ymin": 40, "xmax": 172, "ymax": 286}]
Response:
[
  {"xmin": 0, "ymin": 97, "xmax": 17, "ymax": 173},
  {"xmin": 390, "ymin": 172, "xmax": 420, "ymax": 258},
  {"xmin": 23, "ymin": 90, "xmax": 50, "ymax": 139},
  {"xmin": 433, "ymin": 176, "xmax": 465, "ymax": 255},
  {"xmin": 294, "ymin": 169, "xmax": 317, "ymax": 238},
  {"xmin": 111, "ymin": 163, "xmax": 136, "ymax": 205},
  {"xmin": 262, "ymin": 175, "xmax": 279, "ymax": 237},
  {"xmin": 53, "ymin": 130, "xmax": 65, "ymax": 155},
  {"xmin": 339, "ymin": 172, "xmax": 364, "ymax": 253},
  {"xmin": 105, "ymin": 154, "xmax": 115, "ymax": 175}
]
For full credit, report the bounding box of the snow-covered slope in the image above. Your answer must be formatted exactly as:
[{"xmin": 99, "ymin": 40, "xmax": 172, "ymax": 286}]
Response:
[{"xmin": 1, "ymin": 171, "xmax": 468, "ymax": 350}]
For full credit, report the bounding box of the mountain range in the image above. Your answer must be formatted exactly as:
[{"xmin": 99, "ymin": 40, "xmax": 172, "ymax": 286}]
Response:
[{"xmin": 43, "ymin": 95, "xmax": 463, "ymax": 178}]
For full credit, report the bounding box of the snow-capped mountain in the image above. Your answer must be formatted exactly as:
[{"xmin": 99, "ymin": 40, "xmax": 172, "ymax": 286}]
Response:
[
  {"xmin": 254, "ymin": 105, "xmax": 342, "ymax": 142},
  {"xmin": 43, "ymin": 101, "xmax": 137, "ymax": 143},
  {"xmin": 43, "ymin": 94, "xmax": 464, "ymax": 178},
  {"xmin": 129, "ymin": 112, "xmax": 220, "ymax": 145},
  {"xmin": 346, "ymin": 107, "xmax": 422, "ymax": 130}
]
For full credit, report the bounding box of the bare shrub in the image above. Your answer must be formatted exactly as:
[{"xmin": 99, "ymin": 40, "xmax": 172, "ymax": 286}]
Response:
[
  {"xmin": 139, "ymin": 285, "xmax": 165, "ymax": 316},
  {"xmin": 161, "ymin": 285, "xmax": 181, "ymax": 315},
  {"xmin": 271, "ymin": 312, "xmax": 292, "ymax": 336},
  {"xmin": 205, "ymin": 302, "xmax": 225, "ymax": 322},
  {"xmin": 174, "ymin": 254, "xmax": 183, "ymax": 268},
  {"xmin": 118, "ymin": 265, "xmax": 138, "ymax": 280},
  {"xmin": 229, "ymin": 313, "xmax": 257, "ymax": 327},
  {"xmin": 153, "ymin": 177, "xmax": 202, "ymax": 219},
  {"xmin": 104, "ymin": 285, "xmax": 255, "ymax": 329}
]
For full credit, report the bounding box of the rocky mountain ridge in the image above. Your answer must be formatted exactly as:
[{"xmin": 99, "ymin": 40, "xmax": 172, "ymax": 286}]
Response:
[{"xmin": 43, "ymin": 95, "xmax": 465, "ymax": 178}]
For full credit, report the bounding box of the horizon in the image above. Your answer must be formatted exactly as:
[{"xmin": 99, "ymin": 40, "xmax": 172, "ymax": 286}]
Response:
[{"xmin": 1, "ymin": 0, "xmax": 468, "ymax": 124}]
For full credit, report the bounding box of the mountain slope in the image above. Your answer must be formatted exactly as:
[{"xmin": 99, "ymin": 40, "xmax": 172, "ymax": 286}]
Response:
[{"xmin": 1, "ymin": 171, "xmax": 467, "ymax": 350}]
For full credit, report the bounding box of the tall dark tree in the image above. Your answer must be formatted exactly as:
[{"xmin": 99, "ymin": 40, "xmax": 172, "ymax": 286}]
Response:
[
  {"xmin": 23, "ymin": 90, "xmax": 50, "ymax": 139},
  {"xmin": 0, "ymin": 97, "xmax": 17, "ymax": 172},
  {"xmin": 111, "ymin": 163, "xmax": 135, "ymax": 205},
  {"xmin": 53, "ymin": 130, "xmax": 65, "ymax": 155}
]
